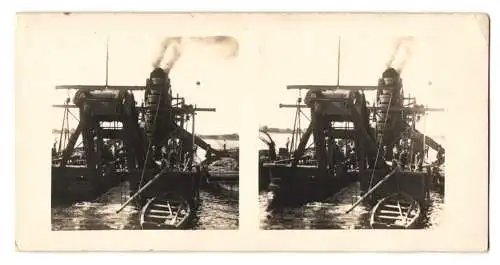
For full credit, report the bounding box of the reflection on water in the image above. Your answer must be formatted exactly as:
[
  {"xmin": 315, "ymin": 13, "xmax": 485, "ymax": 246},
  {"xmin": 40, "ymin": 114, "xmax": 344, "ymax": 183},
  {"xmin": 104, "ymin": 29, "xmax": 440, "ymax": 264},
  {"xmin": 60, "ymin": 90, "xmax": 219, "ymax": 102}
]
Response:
[
  {"xmin": 423, "ymin": 189, "xmax": 444, "ymax": 229},
  {"xmin": 192, "ymin": 188, "xmax": 239, "ymax": 230},
  {"xmin": 260, "ymin": 182, "xmax": 444, "ymax": 230},
  {"xmin": 52, "ymin": 181, "xmax": 238, "ymax": 230}
]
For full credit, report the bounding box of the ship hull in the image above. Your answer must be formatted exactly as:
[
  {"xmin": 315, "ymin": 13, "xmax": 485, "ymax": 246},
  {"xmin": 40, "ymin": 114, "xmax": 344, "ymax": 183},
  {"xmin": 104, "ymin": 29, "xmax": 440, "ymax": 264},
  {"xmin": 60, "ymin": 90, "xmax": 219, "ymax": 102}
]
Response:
[
  {"xmin": 205, "ymin": 170, "xmax": 239, "ymax": 197},
  {"xmin": 264, "ymin": 163, "xmax": 357, "ymax": 206},
  {"xmin": 51, "ymin": 163, "xmax": 121, "ymax": 204}
]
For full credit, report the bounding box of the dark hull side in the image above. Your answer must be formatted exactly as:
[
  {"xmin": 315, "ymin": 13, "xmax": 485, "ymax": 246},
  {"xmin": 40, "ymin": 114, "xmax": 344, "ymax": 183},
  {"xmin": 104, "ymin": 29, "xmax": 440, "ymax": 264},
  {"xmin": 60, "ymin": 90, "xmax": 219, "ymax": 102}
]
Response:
[
  {"xmin": 204, "ymin": 170, "xmax": 239, "ymax": 198},
  {"xmin": 359, "ymin": 169, "xmax": 432, "ymax": 205},
  {"xmin": 259, "ymin": 162, "xmax": 271, "ymax": 191},
  {"xmin": 51, "ymin": 165, "xmax": 122, "ymax": 205},
  {"xmin": 264, "ymin": 164, "xmax": 357, "ymax": 206}
]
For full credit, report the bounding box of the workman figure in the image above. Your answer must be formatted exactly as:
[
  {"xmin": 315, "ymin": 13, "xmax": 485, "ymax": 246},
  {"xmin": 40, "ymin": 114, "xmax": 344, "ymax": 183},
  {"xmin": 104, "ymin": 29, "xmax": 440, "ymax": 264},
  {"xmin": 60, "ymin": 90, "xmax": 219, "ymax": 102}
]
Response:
[
  {"xmin": 268, "ymin": 140, "xmax": 277, "ymax": 161},
  {"xmin": 117, "ymin": 149, "xmax": 125, "ymax": 169},
  {"xmin": 151, "ymin": 145, "xmax": 160, "ymax": 162},
  {"xmin": 102, "ymin": 145, "xmax": 114, "ymax": 163},
  {"xmin": 437, "ymin": 149, "xmax": 445, "ymax": 165},
  {"xmin": 52, "ymin": 141, "xmax": 57, "ymax": 157},
  {"xmin": 184, "ymin": 152, "xmax": 193, "ymax": 170},
  {"xmin": 393, "ymin": 147, "xmax": 400, "ymax": 164},
  {"xmin": 391, "ymin": 159, "xmax": 400, "ymax": 170},
  {"xmin": 349, "ymin": 148, "xmax": 357, "ymax": 170},
  {"xmin": 399, "ymin": 150, "xmax": 409, "ymax": 170},
  {"xmin": 415, "ymin": 152, "xmax": 423, "ymax": 171},
  {"xmin": 168, "ymin": 149, "xmax": 178, "ymax": 170},
  {"xmin": 334, "ymin": 143, "xmax": 345, "ymax": 163}
]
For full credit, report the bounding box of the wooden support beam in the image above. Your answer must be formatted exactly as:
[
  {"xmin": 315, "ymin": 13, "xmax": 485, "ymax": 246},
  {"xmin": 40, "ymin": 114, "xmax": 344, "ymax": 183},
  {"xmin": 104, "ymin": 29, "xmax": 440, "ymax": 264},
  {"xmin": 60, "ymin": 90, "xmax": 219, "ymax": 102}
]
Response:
[
  {"xmin": 121, "ymin": 112, "xmax": 145, "ymax": 170},
  {"xmin": 60, "ymin": 123, "xmax": 83, "ymax": 168},
  {"xmin": 311, "ymin": 112, "xmax": 327, "ymax": 174},
  {"xmin": 287, "ymin": 85, "xmax": 379, "ymax": 91},
  {"xmin": 53, "ymin": 104, "xmax": 78, "ymax": 108},
  {"xmin": 100, "ymin": 129, "xmax": 123, "ymax": 139},
  {"xmin": 279, "ymin": 103, "xmax": 308, "ymax": 108},
  {"xmin": 292, "ymin": 123, "xmax": 313, "ymax": 167},
  {"xmin": 345, "ymin": 100, "xmax": 388, "ymax": 170},
  {"xmin": 54, "ymin": 103, "xmax": 217, "ymax": 113},
  {"xmin": 327, "ymin": 130, "xmax": 356, "ymax": 139},
  {"xmin": 367, "ymin": 106, "xmax": 444, "ymax": 112},
  {"xmin": 56, "ymin": 85, "xmax": 145, "ymax": 91},
  {"xmin": 194, "ymin": 107, "xmax": 216, "ymax": 112},
  {"xmin": 412, "ymin": 129, "xmax": 444, "ymax": 152},
  {"xmin": 80, "ymin": 119, "xmax": 98, "ymax": 182},
  {"xmin": 172, "ymin": 124, "xmax": 224, "ymax": 157}
]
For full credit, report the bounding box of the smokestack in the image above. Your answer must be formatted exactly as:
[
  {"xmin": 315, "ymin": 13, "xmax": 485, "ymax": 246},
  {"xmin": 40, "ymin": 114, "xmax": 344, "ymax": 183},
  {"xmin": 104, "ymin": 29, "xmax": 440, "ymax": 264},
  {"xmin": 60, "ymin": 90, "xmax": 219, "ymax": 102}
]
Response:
[
  {"xmin": 381, "ymin": 67, "xmax": 400, "ymax": 86},
  {"xmin": 150, "ymin": 67, "xmax": 168, "ymax": 84},
  {"xmin": 144, "ymin": 67, "xmax": 172, "ymax": 144}
]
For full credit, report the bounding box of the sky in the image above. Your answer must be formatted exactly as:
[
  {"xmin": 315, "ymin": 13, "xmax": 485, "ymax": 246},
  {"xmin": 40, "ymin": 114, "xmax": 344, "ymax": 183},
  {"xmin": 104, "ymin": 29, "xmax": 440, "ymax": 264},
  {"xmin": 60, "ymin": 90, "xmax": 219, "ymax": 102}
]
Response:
[
  {"xmin": 15, "ymin": 13, "xmax": 488, "ymax": 148},
  {"xmin": 18, "ymin": 14, "xmax": 248, "ymax": 138},
  {"xmin": 255, "ymin": 13, "xmax": 488, "ymax": 145}
]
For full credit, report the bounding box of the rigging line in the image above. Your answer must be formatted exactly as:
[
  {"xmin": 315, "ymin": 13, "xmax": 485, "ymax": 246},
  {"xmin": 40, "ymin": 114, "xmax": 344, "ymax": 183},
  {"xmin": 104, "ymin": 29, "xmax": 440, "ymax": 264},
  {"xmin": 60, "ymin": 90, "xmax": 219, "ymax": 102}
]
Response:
[
  {"xmin": 289, "ymin": 105, "xmax": 298, "ymax": 154},
  {"xmin": 306, "ymin": 140, "xmax": 314, "ymax": 150},
  {"xmin": 297, "ymin": 89, "xmax": 302, "ymax": 148},
  {"xmin": 158, "ymin": 131, "xmax": 175, "ymax": 147},
  {"xmin": 296, "ymin": 118, "xmax": 300, "ymax": 146},
  {"xmin": 105, "ymin": 35, "xmax": 109, "ymax": 88},
  {"xmin": 74, "ymin": 141, "xmax": 83, "ymax": 148},
  {"xmin": 64, "ymin": 90, "xmax": 71, "ymax": 148},
  {"xmin": 368, "ymin": 93, "xmax": 393, "ymax": 190},
  {"xmin": 288, "ymin": 90, "xmax": 303, "ymax": 154},
  {"xmin": 299, "ymin": 109, "xmax": 311, "ymax": 122},
  {"xmin": 138, "ymin": 89, "xmax": 164, "ymax": 189},
  {"xmin": 57, "ymin": 105, "xmax": 68, "ymax": 153},
  {"xmin": 67, "ymin": 108, "xmax": 75, "ymax": 123},
  {"xmin": 336, "ymin": 37, "xmax": 341, "ymax": 87},
  {"xmin": 65, "ymin": 105, "xmax": 70, "ymax": 148},
  {"xmin": 385, "ymin": 126, "xmax": 411, "ymax": 151},
  {"xmin": 294, "ymin": 106, "xmax": 301, "ymax": 152}
]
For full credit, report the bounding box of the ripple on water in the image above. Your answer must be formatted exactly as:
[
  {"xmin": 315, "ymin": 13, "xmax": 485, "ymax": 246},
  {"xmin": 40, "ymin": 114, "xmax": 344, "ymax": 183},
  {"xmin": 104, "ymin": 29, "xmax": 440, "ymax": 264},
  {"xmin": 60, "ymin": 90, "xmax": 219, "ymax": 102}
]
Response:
[
  {"xmin": 260, "ymin": 182, "xmax": 444, "ymax": 230},
  {"xmin": 52, "ymin": 182, "xmax": 239, "ymax": 230}
]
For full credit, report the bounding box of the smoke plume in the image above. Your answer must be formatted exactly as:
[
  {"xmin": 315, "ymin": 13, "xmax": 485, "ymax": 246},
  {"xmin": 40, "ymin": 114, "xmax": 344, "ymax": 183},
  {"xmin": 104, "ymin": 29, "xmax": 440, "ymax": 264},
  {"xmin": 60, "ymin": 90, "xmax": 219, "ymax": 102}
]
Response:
[
  {"xmin": 386, "ymin": 36, "xmax": 415, "ymax": 74},
  {"xmin": 152, "ymin": 37, "xmax": 182, "ymax": 70},
  {"xmin": 152, "ymin": 36, "xmax": 239, "ymax": 72}
]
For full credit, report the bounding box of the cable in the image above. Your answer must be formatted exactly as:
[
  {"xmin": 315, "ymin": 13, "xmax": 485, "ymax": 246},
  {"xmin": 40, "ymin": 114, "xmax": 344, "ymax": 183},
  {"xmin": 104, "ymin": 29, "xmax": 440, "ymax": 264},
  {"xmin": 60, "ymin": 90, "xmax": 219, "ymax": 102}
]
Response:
[
  {"xmin": 299, "ymin": 109, "xmax": 311, "ymax": 122},
  {"xmin": 138, "ymin": 88, "xmax": 164, "ymax": 189},
  {"xmin": 368, "ymin": 92, "xmax": 393, "ymax": 191}
]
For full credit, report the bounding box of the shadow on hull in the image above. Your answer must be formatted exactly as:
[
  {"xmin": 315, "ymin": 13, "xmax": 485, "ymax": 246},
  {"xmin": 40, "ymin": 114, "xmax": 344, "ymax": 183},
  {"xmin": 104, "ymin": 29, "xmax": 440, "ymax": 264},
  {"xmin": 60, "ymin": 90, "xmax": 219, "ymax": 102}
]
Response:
[
  {"xmin": 264, "ymin": 163, "xmax": 358, "ymax": 208},
  {"xmin": 51, "ymin": 165, "xmax": 124, "ymax": 206}
]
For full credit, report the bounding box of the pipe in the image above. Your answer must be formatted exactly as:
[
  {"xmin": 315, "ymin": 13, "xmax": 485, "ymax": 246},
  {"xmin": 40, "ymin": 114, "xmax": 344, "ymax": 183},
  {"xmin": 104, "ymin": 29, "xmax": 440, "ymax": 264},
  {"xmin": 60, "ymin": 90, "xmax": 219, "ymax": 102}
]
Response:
[
  {"xmin": 345, "ymin": 165, "xmax": 399, "ymax": 214},
  {"xmin": 116, "ymin": 169, "xmax": 165, "ymax": 213}
]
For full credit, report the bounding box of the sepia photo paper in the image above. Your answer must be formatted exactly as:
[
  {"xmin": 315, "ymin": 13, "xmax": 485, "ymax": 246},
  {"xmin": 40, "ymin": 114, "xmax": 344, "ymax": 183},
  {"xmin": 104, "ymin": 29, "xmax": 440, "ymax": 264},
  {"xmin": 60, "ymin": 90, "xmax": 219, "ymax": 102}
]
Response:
[{"xmin": 15, "ymin": 12, "xmax": 489, "ymax": 252}]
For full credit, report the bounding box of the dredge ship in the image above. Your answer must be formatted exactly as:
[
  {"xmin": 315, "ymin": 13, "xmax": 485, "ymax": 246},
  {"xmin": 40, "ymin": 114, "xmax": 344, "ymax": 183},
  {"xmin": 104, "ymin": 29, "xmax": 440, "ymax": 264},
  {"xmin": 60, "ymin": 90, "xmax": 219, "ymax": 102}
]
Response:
[
  {"xmin": 52, "ymin": 66, "xmax": 239, "ymax": 229},
  {"xmin": 260, "ymin": 45, "xmax": 445, "ymax": 229}
]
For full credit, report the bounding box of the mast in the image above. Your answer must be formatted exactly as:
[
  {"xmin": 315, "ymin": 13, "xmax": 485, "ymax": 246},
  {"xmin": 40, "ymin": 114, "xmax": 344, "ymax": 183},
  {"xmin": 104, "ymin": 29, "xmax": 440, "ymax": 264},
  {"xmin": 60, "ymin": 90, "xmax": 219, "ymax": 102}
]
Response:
[
  {"xmin": 336, "ymin": 37, "xmax": 341, "ymax": 87},
  {"xmin": 423, "ymin": 105, "xmax": 427, "ymax": 158},
  {"xmin": 192, "ymin": 105, "xmax": 196, "ymax": 162},
  {"xmin": 105, "ymin": 36, "xmax": 109, "ymax": 88},
  {"xmin": 336, "ymin": 37, "xmax": 348, "ymax": 154}
]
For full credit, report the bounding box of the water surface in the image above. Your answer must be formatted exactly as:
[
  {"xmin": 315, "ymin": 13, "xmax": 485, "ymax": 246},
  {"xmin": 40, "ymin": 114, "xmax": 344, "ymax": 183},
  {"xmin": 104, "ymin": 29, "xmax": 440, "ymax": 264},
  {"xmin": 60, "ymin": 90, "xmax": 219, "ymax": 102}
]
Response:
[
  {"xmin": 52, "ymin": 181, "xmax": 239, "ymax": 230},
  {"xmin": 260, "ymin": 182, "xmax": 444, "ymax": 229}
]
